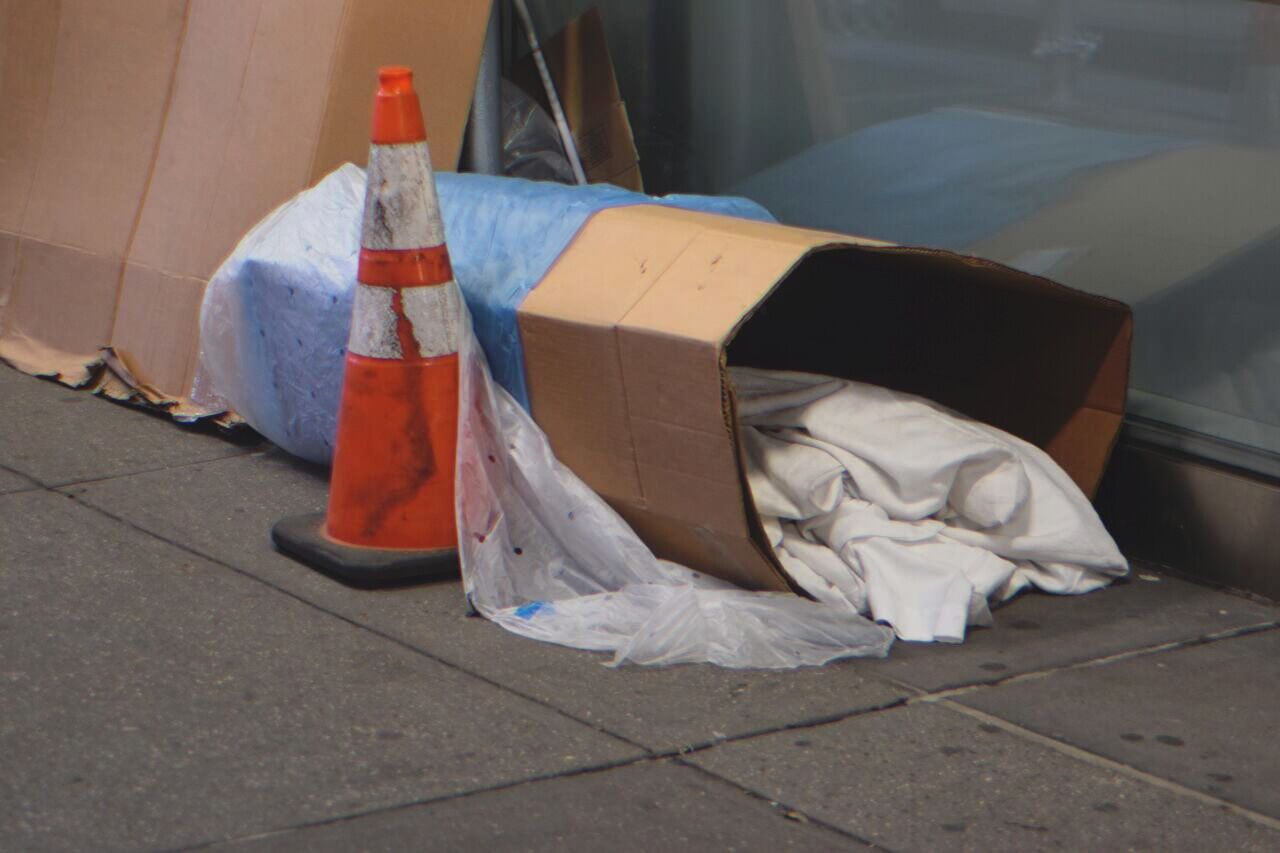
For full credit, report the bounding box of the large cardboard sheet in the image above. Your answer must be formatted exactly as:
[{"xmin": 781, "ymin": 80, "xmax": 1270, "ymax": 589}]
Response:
[{"xmin": 0, "ymin": 0, "xmax": 491, "ymax": 409}]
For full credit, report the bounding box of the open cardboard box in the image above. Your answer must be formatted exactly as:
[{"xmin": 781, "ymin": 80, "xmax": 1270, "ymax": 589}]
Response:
[
  {"xmin": 519, "ymin": 206, "xmax": 1132, "ymax": 592},
  {"xmin": 0, "ymin": 0, "xmax": 490, "ymax": 413}
]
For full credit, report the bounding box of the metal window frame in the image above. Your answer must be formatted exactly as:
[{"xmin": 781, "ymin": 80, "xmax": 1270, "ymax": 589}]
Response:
[{"xmin": 1097, "ymin": 420, "xmax": 1280, "ymax": 603}]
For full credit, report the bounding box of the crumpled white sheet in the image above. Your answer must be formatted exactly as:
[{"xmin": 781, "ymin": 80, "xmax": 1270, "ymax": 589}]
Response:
[
  {"xmin": 456, "ymin": 319, "xmax": 896, "ymax": 668},
  {"xmin": 732, "ymin": 367, "xmax": 1129, "ymax": 643}
]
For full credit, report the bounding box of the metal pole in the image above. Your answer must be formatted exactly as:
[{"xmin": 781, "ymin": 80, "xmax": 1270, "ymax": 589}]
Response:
[{"xmin": 511, "ymin": 0, "xmax": 588, "ymax": 184}]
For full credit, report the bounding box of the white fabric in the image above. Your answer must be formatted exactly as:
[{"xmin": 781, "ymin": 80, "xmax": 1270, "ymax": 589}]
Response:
[{"xmin": 732, "ymin": 367, "xmax": 1128, "ymax": 644}]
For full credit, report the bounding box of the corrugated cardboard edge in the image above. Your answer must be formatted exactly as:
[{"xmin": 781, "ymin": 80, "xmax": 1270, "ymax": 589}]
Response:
[
  {"xmin": 0, "ymin": 334, "xmax": 100, "ymax": 388},
  {"xmin": 0, "ymin": 341, "xmax": 243, "ymax": 430},
  {"xmin": 96, "ymin": 347, "xmax": 241, "ymax": 427}
]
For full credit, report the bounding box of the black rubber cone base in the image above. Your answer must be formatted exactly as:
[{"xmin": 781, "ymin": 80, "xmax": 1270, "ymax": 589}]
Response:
[{"xmin": 271, "ymin": 512, "xmax": 459, "ymax": 587}]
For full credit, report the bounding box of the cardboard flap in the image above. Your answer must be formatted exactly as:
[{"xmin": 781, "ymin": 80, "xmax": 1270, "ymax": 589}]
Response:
[{"xmin": 310, "ymin": 0, "xmax": 491, "ymax": 181}]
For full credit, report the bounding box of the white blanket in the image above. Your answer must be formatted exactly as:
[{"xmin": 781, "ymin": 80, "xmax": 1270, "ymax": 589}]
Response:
[{"xmin": 732, "ymin": 368, "xmax": 1128, "ymax": 643}]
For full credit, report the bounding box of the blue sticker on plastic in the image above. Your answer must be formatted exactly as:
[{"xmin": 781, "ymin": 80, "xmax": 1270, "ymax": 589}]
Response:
[{"xmin": 514, "ymin": 601, "xmax": 548, "ymax": 620}]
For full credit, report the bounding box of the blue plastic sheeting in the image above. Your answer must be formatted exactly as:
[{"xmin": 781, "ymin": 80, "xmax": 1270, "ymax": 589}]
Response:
[
  {"xmin": 199, "ymin": 166, "xmax": 772, "ymax": 464},
  {"xmin": 735, "ymin": 108, "xmax": 1185, "ymax": 251}
]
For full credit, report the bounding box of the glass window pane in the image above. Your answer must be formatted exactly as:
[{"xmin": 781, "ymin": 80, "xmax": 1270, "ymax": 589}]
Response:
[{"xmin": 526, "ymin": 0, "xmax": 1280, "ymax": 471}]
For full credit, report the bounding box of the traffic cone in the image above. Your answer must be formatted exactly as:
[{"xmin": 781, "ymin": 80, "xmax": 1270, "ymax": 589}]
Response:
[{"xmin": 272, "ymin": 66, "xmax": 461, "ymax": 586}]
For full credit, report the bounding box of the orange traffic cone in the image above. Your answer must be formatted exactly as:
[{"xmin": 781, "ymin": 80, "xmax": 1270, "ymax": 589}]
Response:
[{"xmin": 272, "ymin": 66, "xmax": 461, "ymax": 585}]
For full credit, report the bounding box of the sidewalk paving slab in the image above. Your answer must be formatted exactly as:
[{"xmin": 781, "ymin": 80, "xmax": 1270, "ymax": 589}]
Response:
[
  {"xmin": 215, "ymin": 761, "xmax": 861, "ymax": 852},
  {"xmin": 10, "ymin": 358, "xmax": 1280, "ymax": 851},
  {"xmin": 0, "ymin": 366, "xmax": 255, "ymax": 487},
  {"xmin": 865, "ymin": 574, "xmax": 1279, "ymax": 692},
  {"xmin": 69, "ymin": 450, "xmax": 908, "ymax": 753},
  {"xmin": 690, "ymin": 702, "xmax": 1280, "ymax": 852},
  {"xmin": 0, "ymin": 463, "xmax": 40, "ymax": 494},
  {"xmin": 957, "ymin": 627, "xmax": 1280, "ymax": 819},
  {"xmin": 70, "ymin": 447, "xmax": 1280, "ymax": 752},
  {"xmin": 0, "ymin": 490, "xmax": 640, "ymax": 851}
]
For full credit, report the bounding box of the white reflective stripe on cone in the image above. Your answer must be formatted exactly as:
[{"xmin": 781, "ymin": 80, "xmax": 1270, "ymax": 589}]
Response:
[
  {"xmin": 402, "ymin": 280, "xmax": 461, "ymax": 358},
  {"xmin": 348, "ymin": 285, "xmax": 403, "ymax": 359},
  {"xmin": 347, "ymin": 281, "xmax": 461, "ymax": 360},
  {"xmin": 361, "ymin": 141, "xmax": 446, "ymax": 251}
]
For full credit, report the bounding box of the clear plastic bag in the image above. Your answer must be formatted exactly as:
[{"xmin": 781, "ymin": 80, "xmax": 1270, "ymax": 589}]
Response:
[
  {"xmin": 455, "ymin": 309, "xmax": 894, "ymax": 667},
  {"xmin": 501, "ymin": 79, "xmax": 575, "ymax": 184}
]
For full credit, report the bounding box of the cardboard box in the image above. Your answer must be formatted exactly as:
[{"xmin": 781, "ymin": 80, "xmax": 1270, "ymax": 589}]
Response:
[
  {"xmin": 0, "ymin": 0, "xmax": 491, "ymax": 410},
  {"xmin": 510, "ymin": 7, "xmax": 643, "ymax": 191},
  {"xmin": 519, "ymin": 206, "xmax": 1132, "ymax": 592}
]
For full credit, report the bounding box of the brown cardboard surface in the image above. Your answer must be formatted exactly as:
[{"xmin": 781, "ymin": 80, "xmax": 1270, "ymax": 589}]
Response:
[
  {"xmin": 510, "ymin": 6, "xmax": 642, "ymax": 190},
  {"xmin": 576, "ymin": 101, "xmax": 639, "ymax": 186},
  {"xmin": 516, "ymin": 314, "xmax": 644, "ymax": 503},
  {"xmin": 0, "ymin": 0, "xmax": 59, "ymax": 235},
  {"xmin": 22, "ymin": 2, "xmax": 187, "ymax": 257},
  {"xmin": 607, "ymin": 163, "xmax": 644, "ymax": 193},
  {"xmin": 126, "ymin": 0, "xmax": 280, "ymax": 280},
  {"xmin": 176, "ymin": 0, "xmax": 348, "ymax": 281},
  {"xmin": 111, "ymin": 265, "xmax": 207, "ymax": 397},
  {"xmin": 0, "ymin": 230, "xmax": 17, "ymax": 327},
  {"xmin": 520, "ymin": 205, "xmax": 704, "ymax": 324},
  {"xmin": 521, "ymin": 205, "xmax": 1133, "ymax": 591},
  {"xmin": 519, "ymin": 204, "xmax": 710, "ymax": 505},
  {"xmin": 0, "ymin": 240, "xmax": 121, "ymax": 383},
  {"xmin": 0, "ymin": 0, "xmax": 489, "ymax": 403},
  {"xmin": 619, "ymin": 504, "xmax": 781, "ymax": 592},
  {"xmin": 310, "ymin": 0, "xmax": 490, "ymax": 181},
  {"xmin": 0, "ymin": 1, "xmax": 186, "ymax": 386}
]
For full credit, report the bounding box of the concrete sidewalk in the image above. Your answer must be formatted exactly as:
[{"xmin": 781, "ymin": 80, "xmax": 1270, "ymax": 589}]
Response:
[{"xmin": 3, "ymin": 364, "xmax": 1278, "ymax": 851}]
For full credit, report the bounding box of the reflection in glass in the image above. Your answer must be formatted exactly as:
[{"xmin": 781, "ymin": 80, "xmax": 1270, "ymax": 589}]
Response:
[{"xmin": 526, "ymin": 0, "xmax": 1280, "ymax": 469}]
